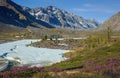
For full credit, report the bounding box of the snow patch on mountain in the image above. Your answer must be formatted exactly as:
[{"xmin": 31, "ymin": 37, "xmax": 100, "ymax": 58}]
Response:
[{"xmin": 23, "ymin": 6, "xmax": 100, "ymax": 30}]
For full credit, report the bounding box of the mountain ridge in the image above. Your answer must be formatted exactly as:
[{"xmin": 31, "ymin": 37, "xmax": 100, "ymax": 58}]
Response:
[
  {"xmin": 96, "ymin": 12, "xmax": 120, "ymax": 32},
  {"xmin": 0, "ymin": 0, "xmax": 100, "ymax": 37},
  {"xmin": 23, "ymin": 6, "xmax": 100, "ymax": 30},
  {"xmin": 0, "ymin": 0, "xmax": 54, "ymax": 31}
]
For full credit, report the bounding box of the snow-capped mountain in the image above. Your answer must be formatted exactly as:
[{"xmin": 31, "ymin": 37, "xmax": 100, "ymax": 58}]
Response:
[{"xmin": 23, "ymin": 6, "xmax": 100, "ymax": 30}]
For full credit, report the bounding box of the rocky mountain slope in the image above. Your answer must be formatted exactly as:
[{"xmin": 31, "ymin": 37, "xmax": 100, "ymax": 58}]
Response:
[
  {"xmin": 0, "ymin": 0, "xmax": 54, "ymax": 32},
  {"xmin": 23, "ymin": 6, "xmax": 100, "ymax": 30},
  {"xmin": 96, "ymin": 12, "xmax": 120, "ymax": 32},
  {"xmin": 0, "ymin": 0, "xmax": 100, "ymax": 38}
]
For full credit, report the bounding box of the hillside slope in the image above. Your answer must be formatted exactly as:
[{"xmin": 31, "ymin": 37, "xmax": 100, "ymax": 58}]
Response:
[
  {"xmin": 96, "ymin": 12, "xmax": 120, "ymax": 32},
  {"xmin": 0, "ymin": 0, "xmax": 54, "ymax": 33}
]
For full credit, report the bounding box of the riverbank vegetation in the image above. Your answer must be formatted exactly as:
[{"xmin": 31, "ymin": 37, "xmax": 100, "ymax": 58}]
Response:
[
  {"xmin": 0, "ymin": 30, "xmax": 120, "ymax": 78},
  {"xmin": 30, "ymin": 39, "xmax": 83, "ymax": 50}
]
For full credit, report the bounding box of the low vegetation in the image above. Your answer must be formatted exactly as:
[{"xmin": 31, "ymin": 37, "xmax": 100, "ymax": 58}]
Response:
[
  {"xmin": 1, "ymin": 28, "xmax": 120, "ymax": 78},
  {"xmin": 30, "ymin": 39, "xmax": 83, "ymax": 50},
  {"xmin": 1, "ymin": 42, "xmax": 120, "ymax": 78}
]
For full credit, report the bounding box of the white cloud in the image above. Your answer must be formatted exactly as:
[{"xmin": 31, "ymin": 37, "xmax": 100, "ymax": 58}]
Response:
[
  {"xmin": 83, "ymin": 3, "xmax": 93, "ymax": 7},
  {"xmin": 72, "ymin": 8, "xmax": 88, "ymax": 12},
  {"xmin": 71, "ymin": 3, "xmax": 115, "ymax": 13},
  {"xmin": 71, "ymin": 8, "xmax": 115, "ymax": 13}
]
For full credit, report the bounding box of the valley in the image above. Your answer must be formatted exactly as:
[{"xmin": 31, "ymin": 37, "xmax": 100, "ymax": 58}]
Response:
[{"xmin": 0, "ymin": 0, "xmax": 120, "ymax": 78}]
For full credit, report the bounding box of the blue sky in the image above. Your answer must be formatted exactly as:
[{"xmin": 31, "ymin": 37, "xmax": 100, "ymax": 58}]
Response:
[{"xmin": 13, "ymin": 0, "xmax": 120, "ymax": 23}]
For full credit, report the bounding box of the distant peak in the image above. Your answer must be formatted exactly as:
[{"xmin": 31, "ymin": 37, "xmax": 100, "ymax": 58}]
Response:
[
  {"xmin": 46, "ymin": 6, "xmax": 56, "ymax": 8},
  {"xmin": 45, "ymin": 6, "xmax": 58, "ymax": 10}
]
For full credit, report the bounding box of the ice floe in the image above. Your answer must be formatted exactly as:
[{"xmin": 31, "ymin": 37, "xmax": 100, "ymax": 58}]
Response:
[{"xmin": 0, "ymin": 39, "xmax": 69, "ymax": 66}]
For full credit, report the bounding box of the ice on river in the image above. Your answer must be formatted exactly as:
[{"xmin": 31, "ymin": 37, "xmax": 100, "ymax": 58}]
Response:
[{"xmin": 0, "ymin": 40, "xmax": 69, "ymax": 66}]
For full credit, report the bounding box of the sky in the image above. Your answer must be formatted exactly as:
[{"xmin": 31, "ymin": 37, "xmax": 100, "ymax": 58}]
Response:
[{"xmin": 13, "ymin": 0, "xmax": 120, "ymax": 23}]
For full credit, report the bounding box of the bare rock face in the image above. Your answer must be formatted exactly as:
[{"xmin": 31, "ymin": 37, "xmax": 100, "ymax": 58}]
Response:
[
  {"xmin": 0, "ymin": 0, "xmax": 100, "ymax": 33},
  {"xmin": 23, "ymin": 6, "xmax": 100, "ymax": 30},
  {"xmin": 0, "ymin": 0, "xmax": 7, "ymax": 6},
  {"xmin": 0, "ymin": 0, "xmax": 54, "ymax": 31},
  {"xmin": 0, "ymin": 0, "xmax": 11, "ymax": 6}
]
